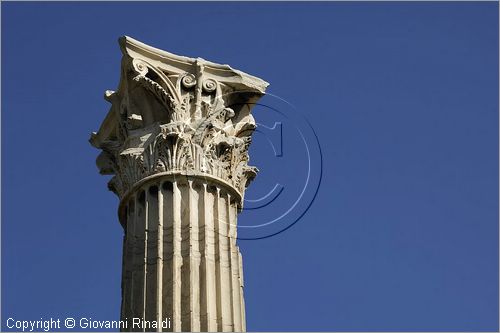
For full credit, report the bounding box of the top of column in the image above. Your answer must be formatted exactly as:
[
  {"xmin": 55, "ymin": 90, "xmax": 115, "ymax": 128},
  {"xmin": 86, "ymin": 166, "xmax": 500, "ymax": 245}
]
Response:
[{"xmin": 90, "ymin": 36, "xmax": 269, "ymax": 202}]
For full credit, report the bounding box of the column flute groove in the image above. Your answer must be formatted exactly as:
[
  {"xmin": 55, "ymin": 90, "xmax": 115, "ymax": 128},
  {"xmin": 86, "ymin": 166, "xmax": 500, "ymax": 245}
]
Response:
[
  {"xmin": 172, "ymin": 181, "xmax": 183, "ymax": 331},
  {"xmin": 228, "ymin": 196, "xmax": 242, "ymax": 332},
  {"xmin": 214, "ymin": 188, "xmax": 223, "ymax": 331},
  {"xmin": 180, "ymin": 182, "xmax": 190, "ymax": 331},
  {"xmin": 161, "ymin": 182, "xmax": 174, "ymax": 332},
  {"xmin": 143, "ymin": 191, "xmax": 150, "ymax": 331},
  {"xmin": 156, "ymin": 184, "xmax": 164, "ymax": 330},
  {"xmin": 188, "ymin": 181, "xmax": 201, "ymax": 331},
  {"xmin": 198, "ymin": 184, "xmax": 208, "ymax": 331}
]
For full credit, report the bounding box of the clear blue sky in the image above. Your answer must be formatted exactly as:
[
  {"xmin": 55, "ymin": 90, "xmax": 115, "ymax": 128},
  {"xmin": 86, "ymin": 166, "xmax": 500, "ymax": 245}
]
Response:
[{"xmin": 2, "ymin": 2, "xmax": 498, "ymax": 331}]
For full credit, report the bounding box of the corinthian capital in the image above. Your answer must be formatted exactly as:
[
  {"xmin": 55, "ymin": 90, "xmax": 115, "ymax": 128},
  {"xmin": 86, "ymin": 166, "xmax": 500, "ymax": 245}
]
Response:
[{"xmin": 90, "ymin": 36, "xmax": 268, "ymax": 203}]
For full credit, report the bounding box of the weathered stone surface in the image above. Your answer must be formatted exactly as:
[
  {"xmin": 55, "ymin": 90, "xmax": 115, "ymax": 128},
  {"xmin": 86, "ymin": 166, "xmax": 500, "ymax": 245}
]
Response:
[
  {"xmin": 90, "ymin": 36, "xmax": 268, "ymax": 332},
  {"xmin": 90, "ymin": 36, "xmax": 268, "ymax": 202}
]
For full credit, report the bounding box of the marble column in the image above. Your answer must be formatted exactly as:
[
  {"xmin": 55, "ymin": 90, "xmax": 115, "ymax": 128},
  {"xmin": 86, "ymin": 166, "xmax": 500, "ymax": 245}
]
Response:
[{"xmin": 90, "ymin": 36, "xmax": 268, "ymax": 332}]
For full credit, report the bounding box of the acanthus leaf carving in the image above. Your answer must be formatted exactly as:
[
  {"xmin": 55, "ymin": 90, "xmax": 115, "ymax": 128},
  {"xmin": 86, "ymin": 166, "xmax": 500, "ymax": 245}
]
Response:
[
  {"xmin": 92, "ymin": 38, "xmax": 268, "ymax": 205},
  {"xmin": 132, "ymin": 75, "xmax": 178, "ymax": 114}
]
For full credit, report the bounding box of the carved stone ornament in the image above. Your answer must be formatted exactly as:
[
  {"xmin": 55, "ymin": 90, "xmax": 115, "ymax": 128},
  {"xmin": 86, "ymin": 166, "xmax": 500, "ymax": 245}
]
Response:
[{"xmin": 90, "ymin": 36, "xmax": 268, "ymax": 207}]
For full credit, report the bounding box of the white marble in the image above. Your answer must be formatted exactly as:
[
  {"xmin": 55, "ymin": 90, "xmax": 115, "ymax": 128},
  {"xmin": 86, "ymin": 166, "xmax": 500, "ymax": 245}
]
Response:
[{"xmin": 91, "ymin": 36, "xmax": 268, "ymax": 332}]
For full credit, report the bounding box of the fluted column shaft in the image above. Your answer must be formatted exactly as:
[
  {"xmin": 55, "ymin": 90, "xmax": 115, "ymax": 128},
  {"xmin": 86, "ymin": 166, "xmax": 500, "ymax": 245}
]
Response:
[{"xmin": 120, "ymin": 177, "xmax": 245, "ymax": 332}]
